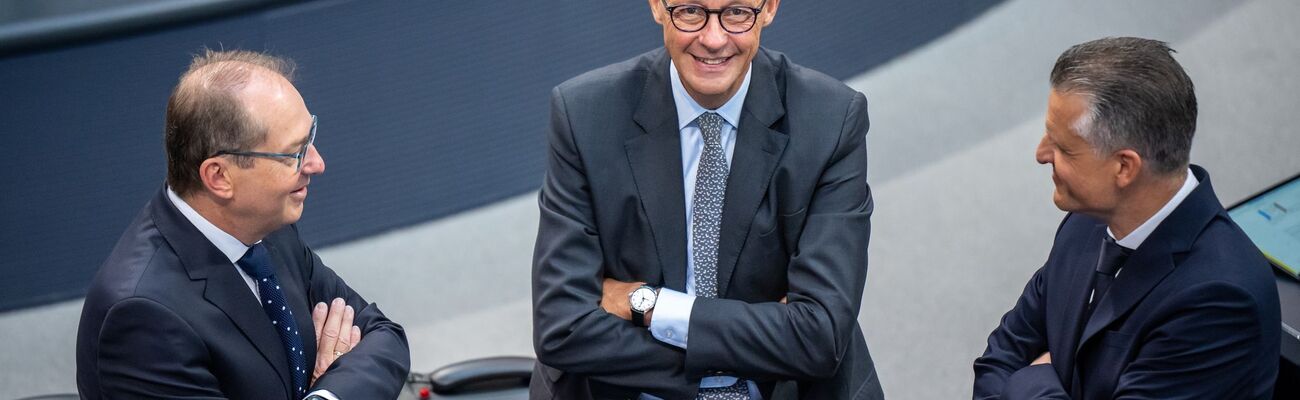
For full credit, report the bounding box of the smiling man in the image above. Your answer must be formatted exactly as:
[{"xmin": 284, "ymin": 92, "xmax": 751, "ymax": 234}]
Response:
[
  {"xmin": 531, "ymin": 1, "xmax": 883, "ymax": 399},
  {"xmin": 973, "ymin": 37, "xmax": 1279, "ymax": 399},
  {"xmin": 76, "ymin": 49, "xmax": 409, "ymax": 399}
]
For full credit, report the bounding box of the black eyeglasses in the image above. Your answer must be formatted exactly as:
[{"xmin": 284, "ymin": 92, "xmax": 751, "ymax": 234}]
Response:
[
  {"xmin": 662, "ymin": 0, "xmax": 767, "ymax": 34},
  {"xmin": 212, "ymin": 115, "xmax": 317, "ymax": 173}
]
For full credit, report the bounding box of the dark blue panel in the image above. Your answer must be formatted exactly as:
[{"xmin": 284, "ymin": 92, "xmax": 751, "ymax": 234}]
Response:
[
  {"xmin": 0, "ymin": 0, "xmax": 1002, "ymax": 311},
  {"xmin": 0, "ymin": 13, "xmax": 269, "ymax": 311}
]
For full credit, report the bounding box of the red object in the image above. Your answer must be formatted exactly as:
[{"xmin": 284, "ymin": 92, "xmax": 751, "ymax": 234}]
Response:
[{"xmin": 418, "ymin": 387, "xmax": 430, "ymax": 399}]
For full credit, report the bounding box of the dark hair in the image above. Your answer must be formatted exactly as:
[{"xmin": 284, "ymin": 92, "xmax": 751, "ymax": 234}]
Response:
[
  {"xmin": 1050, "ymin": 37, "xmax": 1197, "ymax": 175},
  {"xmin": 164, "ymin": 49, "xmax": 296, "ymax": 196}
]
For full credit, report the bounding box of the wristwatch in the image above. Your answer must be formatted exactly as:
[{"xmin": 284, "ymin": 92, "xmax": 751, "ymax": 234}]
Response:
[{"xmin": 629, "ymin": 285, "xmax": 658, "ymax": 327}]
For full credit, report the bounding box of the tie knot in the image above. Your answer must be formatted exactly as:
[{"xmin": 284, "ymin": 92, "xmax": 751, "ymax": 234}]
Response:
[
  {"xmin": 697, "ymin": 112, "xmax": 724, "ymax": 144},
  {"xmin": 236, "ymin": 243, "xmax": 274, "ymax": 279},
  {"xmin": 1097, "ymin": 236, "xmax": 1131, "ymax": 275}
]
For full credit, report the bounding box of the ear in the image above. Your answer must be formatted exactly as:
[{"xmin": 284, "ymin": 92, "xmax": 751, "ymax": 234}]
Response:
[
  {"xmin": 199, "ymin": 158, "xmax": 237, "ymax": 200},
  {"xmin": 1113, "ymin": 149, "xmax": 1143, "ymax": 189},
  {"xmin": 648, "ymin": 0, "xmax": 666, "ymax": 26},
  {"xmin": 761, "ymin": 0, "xmax": 781, "ymax": 27}
]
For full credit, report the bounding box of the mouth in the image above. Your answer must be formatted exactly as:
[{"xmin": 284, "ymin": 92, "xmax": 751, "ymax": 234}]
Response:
[
  {"xmin": 693, "ymin": 54, "xmax": 733, "ymax": 69},
  {"xmin": 291, "ymin": 184, "xmax": 308, "ymax": 198}
]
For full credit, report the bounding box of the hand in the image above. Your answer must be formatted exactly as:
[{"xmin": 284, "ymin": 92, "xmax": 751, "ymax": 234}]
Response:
[
  {"xmin": 311, "ymin": 298, "xmax": 363, "ymax": 385},
  {"xmin": 1031, "ymin": 352, "xmax": 1051, "ymax": 366},
  {"xmin": 600, "ymin": 278, "xmax": 645, "ymax": 321}
]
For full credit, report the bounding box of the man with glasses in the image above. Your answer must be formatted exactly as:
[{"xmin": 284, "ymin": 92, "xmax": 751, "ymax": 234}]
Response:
[
  {"xmin": 532, "ymin": 1, "xmax": 883, "ymax": 399},
  {"xmin": 76, "ymin": 49, "xmax": 409, "ymax": 399}
]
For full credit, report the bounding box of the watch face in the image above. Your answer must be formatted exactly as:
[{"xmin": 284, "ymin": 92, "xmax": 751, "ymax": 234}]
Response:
[{"xmin": 630, "ymin": 287, "xmax": 656, "ymax": 312}]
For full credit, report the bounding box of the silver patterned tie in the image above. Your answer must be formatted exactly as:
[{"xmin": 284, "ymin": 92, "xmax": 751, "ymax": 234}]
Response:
[
  {"xmin": 692, "ymin": 112, "xmax": 749, "ymax": 400},
  {"xmin": 692, "ymin": 112, "xmax": 728, "ymax": 299}
]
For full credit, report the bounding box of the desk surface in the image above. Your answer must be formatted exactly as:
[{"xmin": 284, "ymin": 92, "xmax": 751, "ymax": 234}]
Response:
[{"xmin": 1276, "ymin": 269, "xmax": 1300, "ymax": 364}]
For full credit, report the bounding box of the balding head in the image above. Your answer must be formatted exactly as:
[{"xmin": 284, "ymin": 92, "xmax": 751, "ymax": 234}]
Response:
[{"xmin": 164, "ymin": 49, "xmax": 296, "ymax": 196}]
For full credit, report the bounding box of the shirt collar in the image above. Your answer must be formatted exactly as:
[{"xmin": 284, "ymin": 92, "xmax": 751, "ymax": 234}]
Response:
[
  {"xmin": 166, "ymin": 187, "xmax": 253, "ymax": 264},
  {"xmin": 1109, "ymin": 168, "xmax": 1199, "ymax": 249},
  {"xmin": 669, "ymin": 59, "xmax": 752, "ymax": 131}
]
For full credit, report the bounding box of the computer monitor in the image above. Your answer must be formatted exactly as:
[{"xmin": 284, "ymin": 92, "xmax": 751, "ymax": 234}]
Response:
[{"xmin": 1228, "ymin": 172, "xmax": 1300, "ymax": 279}]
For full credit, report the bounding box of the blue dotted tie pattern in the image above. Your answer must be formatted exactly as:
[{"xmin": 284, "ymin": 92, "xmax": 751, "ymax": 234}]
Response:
[
  {"xmin": 236, "ymin": 243, "xmax": 310, "ymax": 398},
  {"xmin": 691, "ymin": 112, "xmax": 749, "ymax": 400}
]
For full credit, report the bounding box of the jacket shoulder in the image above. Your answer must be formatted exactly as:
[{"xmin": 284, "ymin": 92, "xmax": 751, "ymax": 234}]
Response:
[
  {"xmin": 763, "ymin": 48, "xmax": 863, "ymax": 107},
  {"xmin": 554, "ymin": 48, "xmax": 663, "ymax": 107}
]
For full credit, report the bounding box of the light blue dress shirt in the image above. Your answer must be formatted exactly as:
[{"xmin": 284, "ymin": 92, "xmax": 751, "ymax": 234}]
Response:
[{"xmin": 640, "ymin": 60, "xmax": 761, "ymax": 399}]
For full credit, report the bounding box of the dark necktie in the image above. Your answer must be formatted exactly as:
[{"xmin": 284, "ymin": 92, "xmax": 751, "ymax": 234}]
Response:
[
  {"xmin": 1088, "ymin": 236, "xmax": 1131, "ymax": 313},
  {"xmin": 237, "ymin": 243, "xmax": 309, "ymax": 398},
  {"xmin": 691, "ymin": 112, "xmax": 749, "ymax": 400}
]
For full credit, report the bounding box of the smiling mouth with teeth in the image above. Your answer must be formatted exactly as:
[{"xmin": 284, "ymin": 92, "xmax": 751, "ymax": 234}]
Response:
[{"xmin": 696, "ymin": 56, "xmax": 731, "ymax": 65}]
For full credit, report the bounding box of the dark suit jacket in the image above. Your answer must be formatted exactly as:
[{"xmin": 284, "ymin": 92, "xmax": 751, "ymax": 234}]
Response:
[
  {"xmin": 973, "ymin": 165, "xmax": 1280, "ymax": 399},
  {"xmin": 76, "ymin": 186, "xmax": 410, "ymax": 399},
  {"xmin": 531, "ymin": 47, "xmax": 884, "ymax": 400}
]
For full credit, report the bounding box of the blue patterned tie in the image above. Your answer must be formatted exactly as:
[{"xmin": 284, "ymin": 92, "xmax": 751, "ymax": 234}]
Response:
[
  {"xmin": 237, "ymin": 243, "xmax": 309, "ymax": 398},
  {"xmin": 692, "ymin": 112, "xmax": 749, "ymax": 400}
]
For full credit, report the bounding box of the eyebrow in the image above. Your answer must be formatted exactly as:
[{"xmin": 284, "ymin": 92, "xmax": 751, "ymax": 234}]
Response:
[
  {"xmin": 290, "ymin": 119, "xmax": 314, "ymax": 149},
  {"xmin": 294, "ymin": 132, "xmax": 311, "ymax": 148}
]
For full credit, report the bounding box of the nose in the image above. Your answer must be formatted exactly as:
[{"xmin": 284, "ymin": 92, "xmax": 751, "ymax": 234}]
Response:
[
  {"xmin": 301, "ymin": 144, "xmax": 325, "ymax": 175},
  {"xmin": 697, "ymin": 13, "xmax": 729, "ymax": 49},
  {"xmin": 1035, "ymin": 134, "xmax": 1052, "ymax": 165}
]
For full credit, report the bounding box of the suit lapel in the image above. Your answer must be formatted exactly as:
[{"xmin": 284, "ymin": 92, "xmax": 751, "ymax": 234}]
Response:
[
  {"xmin": 716, "ymin": 51, "xmax": 788, "ymax": 297},
  {"xmin": 628, "ymin": 51, "xmax": 687, "ymax": 291},
  {"xmin": 1076, "ymin": 241, "xmax": 1176, "ymax": 350},
  {"xmin": 201, "ymin": 263, "xmax": 296, "ymax": 395},
  {"xmin": 152, "ymin": 186, "xmax": 293, "ymax": 396},
  {"xmin": 1058, "ymin": 224, "xmax": 1104, "ymax": 387},
  {"xmin": 1075, "ymin": 165, "xmax": 1221, "ymax": 350}
]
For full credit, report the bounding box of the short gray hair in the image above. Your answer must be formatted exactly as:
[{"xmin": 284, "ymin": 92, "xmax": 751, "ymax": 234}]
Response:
[
  {"xmin": 164, "ymin": 49, "xmax": 296, "ymax": 196},
  {"xmin": 1050, "ymin": 37, "xmax": 1197, "ymax": 175}
]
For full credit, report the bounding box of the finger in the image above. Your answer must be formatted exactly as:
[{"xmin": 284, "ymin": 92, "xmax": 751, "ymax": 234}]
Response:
[
  {"xmin": 313, "ymin": 356, "xmax": 328, "ymax": 384},
  {"xmin": 318, "ymin": 298, "xmax": 345, "ymax": 356},
  {"xmin": 336, "ymin": 305, "xmax": 356, "ymax": 353},
  {"xmin": 312, "ymin": 302, "xmax": 327, "ymax": 345},
  {"xmin": 351, "ymin": 325, "xmax": 362, "ymax": 346},
  {"xmin": 779, "ymin": 296, "xmax": 788, "ymax": 304}
]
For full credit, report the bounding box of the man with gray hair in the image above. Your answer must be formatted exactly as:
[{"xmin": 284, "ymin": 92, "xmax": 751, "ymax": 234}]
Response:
[
  {"xmin": 76, "ymin": 49, "xmax": 410, "ymax": 399},
  {"xmin": 973, "ymin": 37, "xmax": 1279, "ymax": 399}
]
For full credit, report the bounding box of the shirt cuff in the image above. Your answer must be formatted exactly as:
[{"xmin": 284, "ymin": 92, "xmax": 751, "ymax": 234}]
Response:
[
  {"xmin": 648, "ymin": 288, "xmax": 694, "ymax": 349},
  {"xmin": 305, "ymin": 389, "xmax": 339, "ymax": 400}
]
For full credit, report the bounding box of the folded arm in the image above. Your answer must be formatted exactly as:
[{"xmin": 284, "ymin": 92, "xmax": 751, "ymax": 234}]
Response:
[
  {"xmin": 531, "ymin": 87, "xmax": 695, "ymax": 398},
  {"xmin": 300, "ymin": 231, "xmax": 411, "ymax": 400},
  {"xmin": 973, "ymin": 264, "xmax": 1055, "ymax": 399}
]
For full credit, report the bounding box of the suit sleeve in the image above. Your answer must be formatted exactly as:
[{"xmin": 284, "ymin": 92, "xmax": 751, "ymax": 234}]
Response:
[
  {"xmin": 532, "ymin": 86, "xmax": 695, "ymax": 398},
  {"xmin": 681, "ymin": 92, "xmax": 872, "ymax": 381},
  {"xmin": 297, "ymin": 227, "xmax": 411, "ymax": 400},
  {"xmin": 972, "ymin": 264, "xmax": 1057, "ymax": 399},
  {"xmin": 1109, "ymin": 282, "xmax": 1268, "ymax": 399},
  {"xmin": 96, "ymin": 297, "xmax": 228, "ymax": 399}
]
